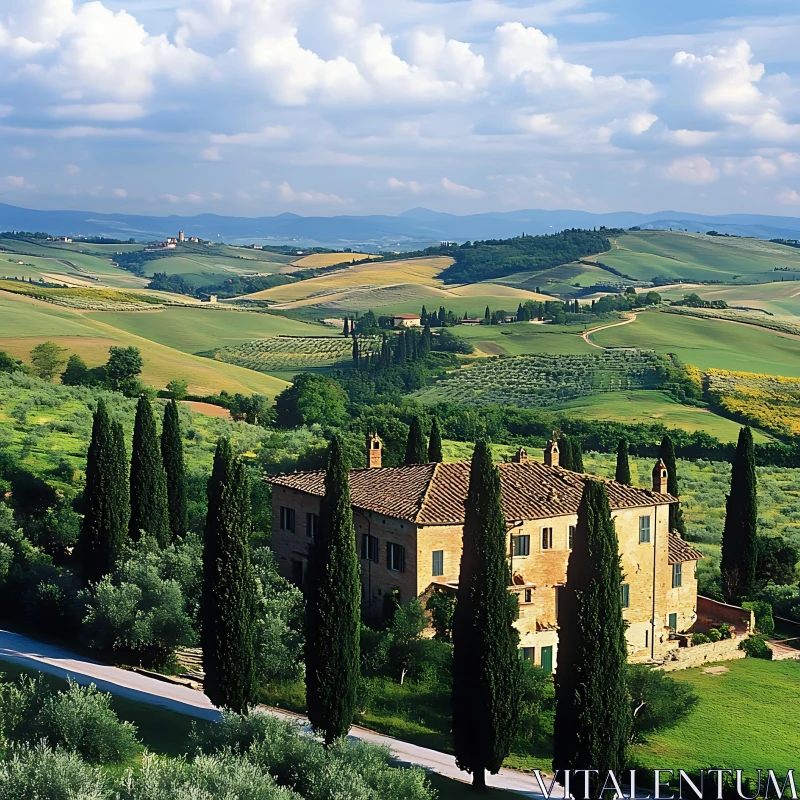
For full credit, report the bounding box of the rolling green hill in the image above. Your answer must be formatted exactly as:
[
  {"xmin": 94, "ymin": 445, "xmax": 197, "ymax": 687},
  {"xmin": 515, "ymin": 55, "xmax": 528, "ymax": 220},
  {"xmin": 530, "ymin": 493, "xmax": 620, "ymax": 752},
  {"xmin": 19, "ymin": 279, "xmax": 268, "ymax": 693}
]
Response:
[
  {"xmin": 657, "ymin": 280, "xmax": 800, "ymax": 316},
  {"xmin": 591, "ymin": 230, "xmax": 800, "ymax": 283}
]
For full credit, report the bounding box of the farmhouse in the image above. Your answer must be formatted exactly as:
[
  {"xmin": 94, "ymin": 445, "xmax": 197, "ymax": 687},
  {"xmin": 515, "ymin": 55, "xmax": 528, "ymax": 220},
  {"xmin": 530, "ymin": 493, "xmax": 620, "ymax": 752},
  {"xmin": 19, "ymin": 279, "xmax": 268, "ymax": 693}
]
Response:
[
  {"xmin": 389, "ymin": 313, "xmax": 422, "ymax": 328},
  {"xmin": 268, "ymin": 437, "xmax": 726, "ymax": 670}
]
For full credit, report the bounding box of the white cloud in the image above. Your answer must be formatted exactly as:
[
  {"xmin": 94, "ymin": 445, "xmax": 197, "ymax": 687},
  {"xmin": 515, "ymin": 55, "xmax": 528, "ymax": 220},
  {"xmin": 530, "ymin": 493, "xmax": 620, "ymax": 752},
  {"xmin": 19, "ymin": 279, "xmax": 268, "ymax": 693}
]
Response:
[
  {"xmin": 441, "ymin": 177, "xmax": 485, "ymax": 198},
  {"xmin": 2, "ymin": 175, "xmax": 34, "ymax": 189},
  {"xmin": 387, "ymin": 177, "xmax": 424, "ymax": 193},
  {"xmin": 210, "ymin": 127, "xmax": 291, "ymax": 146},
  {"xmin": 113, "ymin": 188, "xmax": 127, "ymax": 197},
  {"xmin": 65, "ymin": 163, "xmax": 80, "ymax": 175},
  {"xmin": 12, "ymin": 145, "xmax": 35, "ymax": 158},
  {"xmin": 200, "ymin": 146, "xmax": 221, "ymax": 161},
  {"xmin": 667, "ymin": 129, "xmax": 717, "ymax": 146},
  {"xmin": 278, "ymin": 182, "xmax": 350, "ymax": 204},
  {"xmin": 665, "ymin": 155, "xmax": 720, "ymax": 185},
  {"xmin": 778, "ymin": 188, "xmax": 800, "ymax": 204},
  {"xmin": 50, "ymin": 103, "xmax": 146, "ymax": 121},
  {"xmin": 162, "ymin": 193, "xmax": 180, "ymax": 203}
]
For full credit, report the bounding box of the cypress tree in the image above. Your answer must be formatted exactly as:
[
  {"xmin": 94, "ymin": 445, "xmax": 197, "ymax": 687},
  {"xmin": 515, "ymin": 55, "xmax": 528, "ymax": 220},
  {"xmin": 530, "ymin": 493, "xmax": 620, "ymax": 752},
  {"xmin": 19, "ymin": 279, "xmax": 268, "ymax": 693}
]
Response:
[
  {"xmin": 305, "ymin": 435, "xmax": 361, "ymax": 746},
  {"xmin": 405, "ymin": 417, "xmax": 428, "ymax": 465},
  {"xmin": 659, "ymin": 436, "xmax": 685, "ymax": 534},
  {"xmin": 380, "ymin": 332, "xmax": 390, "ymax": 367},
  {"xmin": 558, "ymin": 436, "xmax": 574, "ymax": 471},
  {"xmin": 129, "ymin": 396, "xmax": 170, "ymax": 545},
  {"xmin": 572, "ymin": 440, "xmax": 584, "ymax": 474},
  {"xmin": 343, "ymin": 317, "xmax": 350, "ymax": 337},
  {"xmin": 78, "ymin": 400, "xmax": 129, "ymax": 585},
  {"xmin": 720, "ymin": 427, "xmax": 758, "ymax": 603},
  {"xmin": 553, "ymin": 480, "xmax": 630, "ymax": 795},
  {"xmin": 452, "ymin": 440, "xmax": 522, "ymax": 791},
  {"xmin": 484, "ymin": 305, "xmax": 490, "ymax": 323},
  {"xmin": 420, "ymin": 322, "xmax": 432, "ymax": 356},
  {"xmin": 202, "ymin": 438, "xmax": 258, "ymax": 714},
  {"xmin": 161, "ymin": 399, "xmax": 188, "ymax": 541},
  {"xmin": 394, "ymin": 331, "xmax": 407, "ymax": 364},
  {"xmin": 421, "ymin": 305, "xmax": 428, "ymax": 324},
  {"xmin": 615, "ymin": 439, "xmax": 631, "ymax": 485},
  {"xmin": 428, "ymin": 417, "xmax": 444, "ymax": 463},
  {"xmin": 352, "ymin": 336, "xmax": 359, "ymax": 366}
]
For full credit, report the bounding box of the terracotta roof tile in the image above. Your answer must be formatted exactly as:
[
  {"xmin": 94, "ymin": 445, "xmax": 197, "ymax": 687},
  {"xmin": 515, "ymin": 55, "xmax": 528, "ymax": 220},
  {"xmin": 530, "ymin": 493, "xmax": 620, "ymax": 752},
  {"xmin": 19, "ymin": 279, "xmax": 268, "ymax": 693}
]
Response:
[
  {"xmin": 267, "ymin": 459, "xmax": 677, "ymax": 524},
  {"xmin": 668, "ymin": 532, "xmax": 704, "ymax": 564}
]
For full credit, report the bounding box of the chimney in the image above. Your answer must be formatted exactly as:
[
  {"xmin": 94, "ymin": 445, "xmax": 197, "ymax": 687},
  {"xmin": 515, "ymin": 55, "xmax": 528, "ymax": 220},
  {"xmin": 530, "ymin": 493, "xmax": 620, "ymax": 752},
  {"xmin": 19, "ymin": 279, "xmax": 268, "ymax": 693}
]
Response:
[
  {"xmin": 512, "ymin": 447, "xmax": 528, "ymax": 463},
  {"xmin": 652, "ymin": 459, "xmax": 669, "ymax": 494},
  {"xmin": 367, "ymin": 433, "xmax": 382, "ymax": 469},
  {"xmin": 544, "ymin": 438, "xmax": 560, "ymax": 468}
]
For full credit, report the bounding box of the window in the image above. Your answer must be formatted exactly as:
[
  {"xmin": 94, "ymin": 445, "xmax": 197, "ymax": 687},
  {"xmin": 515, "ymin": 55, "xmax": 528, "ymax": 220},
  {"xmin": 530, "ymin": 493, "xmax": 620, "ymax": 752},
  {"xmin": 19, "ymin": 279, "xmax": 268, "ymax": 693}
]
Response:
[
  {"xmin": 387, "ymin": 542, "xmax": 405, "ymax": 572},
  {"xmin": 672, "ymin": 562, "xmax": 683, "ymax": 588},
  {"xmin": 521, "ymin": 647, "xmax": 534, "ymax": 661},
  {"xmin": 279, "ymin": 506, "xmax": 295, "ymax": 532},
  {"xmin": 306, "ymin": 512, "xmax": 319, "ymax": 540},
  {"xmin": 621, "ymin": 583, "xmax": 630, "ymax": 609},
  {"xmin": 541, "ymin": 527, "xmax": 553, "ymax": 550},
  {"xmin": 639, "ymin": 515, "xmax": 651, "ymax": 544},
  {"xmin": 432, "ymin": 550, "xmax": 444, "ymax": 577},
  {"xmin": 361, "ymin": 534, "xmax": 379, "ymax": 563},
  {"xmin": 512, "ymin": 535, "xmax": 530, "ymax": 557},
  {"xmin": 524, "ymin": 588, "xmax": 532, "ymax": 604},
  {"xmin": 568, "ymin": 525, "xmax": 575, "ymax": 550}
]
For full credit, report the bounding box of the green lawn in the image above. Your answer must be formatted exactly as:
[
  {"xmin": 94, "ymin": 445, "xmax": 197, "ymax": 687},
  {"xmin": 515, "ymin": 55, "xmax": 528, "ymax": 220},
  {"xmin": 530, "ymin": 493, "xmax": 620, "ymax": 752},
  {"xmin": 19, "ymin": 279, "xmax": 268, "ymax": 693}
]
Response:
[
  {"xmin": 86, "ymin": 307, "xmax": 328, "ymax": 354},
  {"xmin": 634, "ymin": 659, "xmax": 800, "ymax": 773},
  {"xmin": 589, "ymin": 310, "xmax": 800, "ymax": 377},
  {"xmin": 596, "ymin": 231, "xmax": 800, "ymax": 283},
  {"xmin": 0, "ymin": 294, "xmax": 110, "ymax": 338},
  {"xmin": 453, "ymin": 321, "xmax": 596, "ymax": 356}
]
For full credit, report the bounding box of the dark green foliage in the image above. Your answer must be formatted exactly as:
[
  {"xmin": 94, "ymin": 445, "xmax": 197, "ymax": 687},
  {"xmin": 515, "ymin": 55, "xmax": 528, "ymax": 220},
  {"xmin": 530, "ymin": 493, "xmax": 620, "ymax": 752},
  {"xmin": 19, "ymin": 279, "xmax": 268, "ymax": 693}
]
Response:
[
  {"xmin": 29, "ymin": 341, "xmax": 67, "ymax": 381},
  {"xmin": 438, "ymin": 229, "xmax": 613, "ymax": 284},
  {"xmin": 571, "ymin": 440, "xmax": 584, "ymax": 474},
  {"xmin": 202, "ymin": 439, "xmax": 259, "ymax": 714},
  {"xmin": 305, "ymin": 435, "xmax": 361, "ymax": 746},
  {"xmin": 558, "ymin": 436, "xmax": 574, "ymax": 471},
  {"xmin": 755, "ymin": 536, "xmax": 798, "ymax": 588},
  {"xmin": 452, "ymin": 440, "xmax": 522, "ymax": 789},
  {"xmin": 129, "ymin": 396, "xmax": 170, "ymax": 545},
  {"xmin": 659, "ymin": 435, "xmax": 686, "ymax": 534},
  {"xmin": 405, "ymin": 416, "xmax": 428, "ymax": 465},
  {"xmin": 352, "ymin": 336, "xmax": 359, "ymax": 365},
  {"xmin": 720, "ymin": 427, "xmax": 758, "ymax": 603},
  {"xmin": 60, "ymin": 354, "xmax": 89, "ymax": 386},
  {"xmin": 627, "ymin": 665, "xmax": 699, "ymax": 743},
  {"xmin": 742, "ymin": 600, "xmax": 775, "ymax": 636},
  {"xmin": 104, "ymin": 346, "xmax": 144, "ymax": 396},
  {"xmin": 77, "ymin": 399, "xmax": 129, "ymax": 585},
  {"xmin": 0, "ymin": 351, "xmax": 18, "ymax": 373},
  {"xmin": 161, "ymin": 399, "xmax": 188, "ymax": 541},
  {"xmin": 275, "ymin": 373, "xmax": 347, "ymax": 428},
  {"xmin": 739, "ymin": 635, "xmax": 773, "ymax": 659},
  {"xmin": 428, "ymin": 417, "xmax": 443, "ymax": 463},
  {"xmin": 387, "ymin": 599, "xmax": 427, "ymax": 684},
  {"xmin": 615, "ymin": 439, "xmax": 631, "ymax": 484},
  {"xmin": 553, "ymin": 480, "xmax": 630, "ymax": 793},
  {"xmin": 426, "ymin": 590, "xmax": 455, "ymax": 642}
]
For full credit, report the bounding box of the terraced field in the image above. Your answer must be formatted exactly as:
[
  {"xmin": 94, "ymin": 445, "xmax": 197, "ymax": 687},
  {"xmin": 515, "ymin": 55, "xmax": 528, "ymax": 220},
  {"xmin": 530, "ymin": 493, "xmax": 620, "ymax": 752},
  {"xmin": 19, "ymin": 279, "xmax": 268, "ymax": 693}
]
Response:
[
  {"xmin": 209, "ymin": 335, "xmax": 380, "ymax": 372},
  {"xmin": 591, "ymin": 230, "xmax": 800, "ymax": 283},
  {"xmin": 0, "ymin": 280, "xmax": 169, "ymax": 309}
]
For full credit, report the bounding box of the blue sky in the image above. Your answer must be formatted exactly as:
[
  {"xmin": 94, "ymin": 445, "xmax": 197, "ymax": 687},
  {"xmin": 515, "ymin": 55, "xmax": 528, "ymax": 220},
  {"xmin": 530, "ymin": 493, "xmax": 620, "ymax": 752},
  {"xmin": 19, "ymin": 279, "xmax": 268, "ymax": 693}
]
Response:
[{"xmin": 2, "ymin": 0, "xmax": 800, "ymax": 217}]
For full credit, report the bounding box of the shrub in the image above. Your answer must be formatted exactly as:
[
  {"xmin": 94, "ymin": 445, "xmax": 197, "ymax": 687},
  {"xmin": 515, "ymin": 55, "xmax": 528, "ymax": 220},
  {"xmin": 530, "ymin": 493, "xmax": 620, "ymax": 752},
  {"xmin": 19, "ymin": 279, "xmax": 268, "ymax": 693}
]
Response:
[
  {"xmin": 0, "ymin": 676, "xmax": 139, "ymax": 765},
  {"xmin": 707, "ymin": 628, "xmax": 722, "ymax": 642},
  {"xmin": 742, "ymin": 600, "xmax": 775, "ymax": 636},
  {"xmin": 627, "ymin": 665, "xmax": 699, "ymax": 743},
  {"xmin": 192, "ymin": 711, "xmax": 434, "ymax": 800},
  {"xmin": 0, "ymin": 744, "xmax": 109, "ymax": 800},
  {"xmin": 718, "ymin": 623, "xmax": 733, "ymax": 640},
  {"xmin": 739, "ymin": 635, "xmax": 773, "ymax": 660},
  {"xmin": 691, "ymin": 632, "xmax": 711, "ymax": 646}
]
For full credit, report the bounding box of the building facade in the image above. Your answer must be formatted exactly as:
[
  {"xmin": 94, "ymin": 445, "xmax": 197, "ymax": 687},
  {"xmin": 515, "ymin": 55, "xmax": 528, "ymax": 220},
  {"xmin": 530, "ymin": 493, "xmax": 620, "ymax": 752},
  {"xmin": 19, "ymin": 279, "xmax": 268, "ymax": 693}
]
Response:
[{"xmin": 267, "ymin": 438, "xmax": 703, "ymax": 670}]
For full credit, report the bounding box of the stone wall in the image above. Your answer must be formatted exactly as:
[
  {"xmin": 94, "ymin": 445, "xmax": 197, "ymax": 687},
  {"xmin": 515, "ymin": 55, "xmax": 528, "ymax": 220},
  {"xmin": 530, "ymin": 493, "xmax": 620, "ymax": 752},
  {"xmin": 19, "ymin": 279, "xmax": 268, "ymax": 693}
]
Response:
[{"xmin": 660, "ymin": 636, "xmax": 746, "ymax": 671}]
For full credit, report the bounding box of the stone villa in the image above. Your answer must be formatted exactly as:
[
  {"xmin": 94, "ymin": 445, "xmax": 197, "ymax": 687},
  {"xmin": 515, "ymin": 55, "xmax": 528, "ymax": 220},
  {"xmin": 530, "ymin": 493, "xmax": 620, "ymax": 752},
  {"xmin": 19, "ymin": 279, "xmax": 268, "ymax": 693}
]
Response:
[{"xmin": 268, "ymin": 436, "xmax": 709, "ymax": 671}]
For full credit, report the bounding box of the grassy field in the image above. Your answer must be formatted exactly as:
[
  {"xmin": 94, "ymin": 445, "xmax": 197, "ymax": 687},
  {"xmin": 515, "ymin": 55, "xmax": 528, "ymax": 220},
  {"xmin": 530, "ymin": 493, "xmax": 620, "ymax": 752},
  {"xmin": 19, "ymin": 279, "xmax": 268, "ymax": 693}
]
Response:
[
  {"xmin": 589, "ymin": 310, "xmax": 800, "ymax": 377},
  {"xmin": 657, "ymin": 280, "xmax": 800, "ymax": 317},
  {"xmin": 0, "ymin": 293, "xmax": 288, "ymax": 396},
  {"xmin": 0, "ymin": 281, "xmax": 171, "ymax": 309},
  {"xmin": 497, "ymin": 261, "xmax": 611, "ymax": 296},
  {"xmin": 592, "ymin": 231, "xmax": 800, "ymax": 283},
  {"xmin": 86, "ymin": 307, "xmax": 328, "ymax": 354},
  {"xmin": 451, "ymin": 321, "xmax": 598, "ymax": 356},
  {"xmin": 634, "ymin": 659, "xmax": 800, "ymax": 773},
  {"xmin": 245, "ymin": 256, "xmax": 454, "ymax": 304},
  {"xmin": 553, "ymin": 390, "xmax": 771, "ymax": 443}
]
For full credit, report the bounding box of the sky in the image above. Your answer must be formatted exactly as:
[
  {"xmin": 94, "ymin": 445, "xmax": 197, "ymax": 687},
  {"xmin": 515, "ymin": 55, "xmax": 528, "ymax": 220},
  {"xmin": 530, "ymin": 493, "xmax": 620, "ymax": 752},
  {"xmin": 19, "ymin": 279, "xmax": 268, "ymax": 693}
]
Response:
[{"xmin": 2, "ymin": 0, "xmax": 800, "ymax": 217}]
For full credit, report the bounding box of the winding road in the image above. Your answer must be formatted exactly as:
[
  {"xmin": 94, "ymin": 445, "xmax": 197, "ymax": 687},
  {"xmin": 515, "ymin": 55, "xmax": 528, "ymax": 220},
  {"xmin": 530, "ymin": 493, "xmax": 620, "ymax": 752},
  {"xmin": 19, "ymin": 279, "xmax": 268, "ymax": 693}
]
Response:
[
  {"xmin": 582, "ymin": 313, "xmax": 638, "ymax": 349},
  {"xmin": 0, "ymin": 628, "xmax": 557, "ymax": 798}
]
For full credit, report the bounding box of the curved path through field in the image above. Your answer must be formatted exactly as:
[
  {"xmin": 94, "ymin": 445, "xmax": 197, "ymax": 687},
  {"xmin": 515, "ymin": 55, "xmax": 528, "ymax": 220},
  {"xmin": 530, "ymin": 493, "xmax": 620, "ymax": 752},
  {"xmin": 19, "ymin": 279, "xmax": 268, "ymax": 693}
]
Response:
[
  {"xmin": 0, "ymin": 628, "xmax": 557, "ymax": 798},
  {"xmin": 583, "ymin": 312, "xmax": 638, "ymax": 349}
]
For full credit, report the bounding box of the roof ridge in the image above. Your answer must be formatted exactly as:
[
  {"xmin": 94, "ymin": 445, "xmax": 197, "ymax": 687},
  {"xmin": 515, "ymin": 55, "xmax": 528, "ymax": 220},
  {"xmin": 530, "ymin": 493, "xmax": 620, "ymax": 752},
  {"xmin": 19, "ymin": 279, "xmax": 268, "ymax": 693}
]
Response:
[{"xmin": 413, "ymin": 462, "xmax": 442, "ymax": 524}]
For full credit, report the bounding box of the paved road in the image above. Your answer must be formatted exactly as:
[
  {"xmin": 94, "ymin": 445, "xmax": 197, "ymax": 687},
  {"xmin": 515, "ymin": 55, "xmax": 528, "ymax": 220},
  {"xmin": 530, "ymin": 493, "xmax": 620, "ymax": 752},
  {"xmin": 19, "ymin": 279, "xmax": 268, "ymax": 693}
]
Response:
[
  {"xmin": 582, "ymin": 312, "xmax": 638, "ymax": 349},
  {"xmin": 0, "ymin": 628, "xmax": 558, "ymax": 798}
]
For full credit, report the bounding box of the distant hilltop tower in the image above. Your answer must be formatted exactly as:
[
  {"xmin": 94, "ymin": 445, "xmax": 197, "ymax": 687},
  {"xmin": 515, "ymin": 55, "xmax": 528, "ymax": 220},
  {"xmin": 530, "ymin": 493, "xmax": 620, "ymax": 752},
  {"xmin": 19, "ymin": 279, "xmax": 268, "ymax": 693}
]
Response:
[{"xmin": 178, "ymin": 230, "xmax": 185, "ymax": 243}]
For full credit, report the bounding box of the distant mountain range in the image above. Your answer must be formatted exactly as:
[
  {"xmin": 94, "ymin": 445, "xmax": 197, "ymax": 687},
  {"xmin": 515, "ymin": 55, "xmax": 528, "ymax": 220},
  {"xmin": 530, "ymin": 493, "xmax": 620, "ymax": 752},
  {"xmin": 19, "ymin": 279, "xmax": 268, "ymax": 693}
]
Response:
[{"xmin": 2, "ymin": 202, "xmax": 800, "ymax": 249}]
